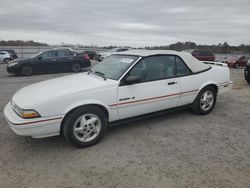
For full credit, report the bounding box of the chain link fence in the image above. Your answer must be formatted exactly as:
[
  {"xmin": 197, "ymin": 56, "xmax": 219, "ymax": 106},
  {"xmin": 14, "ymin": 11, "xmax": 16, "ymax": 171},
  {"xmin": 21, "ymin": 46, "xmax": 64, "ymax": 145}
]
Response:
[{"xmin": 0, "ymin": 46, "xmax": 106, "ymax": 59}]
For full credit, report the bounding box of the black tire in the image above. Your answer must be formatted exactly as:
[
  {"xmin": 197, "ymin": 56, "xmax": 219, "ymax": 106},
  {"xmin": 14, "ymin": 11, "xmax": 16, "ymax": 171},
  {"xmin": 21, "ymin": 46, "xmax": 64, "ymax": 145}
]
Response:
[
  {"xmin": 192, "ymin": 86, "xmax": 217, "ymax": 115},
  {"xmin": 245, "ymin": 70, "xmax": 250, "ymax": 84},
  {"xmin": 72, "ymin": 62, "xmax": 81, "ymax": 72},
  {"xmin": 63, "ymin": 106, "xmax": 108, "ymax": 148},
  {"xmin": 4, "ymin": 58, "xmax": 10, "ymax": 63},
  {"xmin": 20, "ymin": 65, "xmax": 33, "ymax": 76}
]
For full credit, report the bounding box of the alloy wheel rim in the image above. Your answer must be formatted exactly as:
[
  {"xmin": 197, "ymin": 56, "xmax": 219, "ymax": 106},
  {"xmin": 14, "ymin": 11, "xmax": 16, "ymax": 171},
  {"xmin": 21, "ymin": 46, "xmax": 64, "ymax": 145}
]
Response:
[
  {"xmin": 73, "ymin": 114, "xmax": 101, "ymax": 142},
  {"xmin": 200, "ymin": 90, "xmax": 214, "ymax": 111},
  {"xmin": 22, "ymin": 66, "xmax": 32, "ymax": 75},
  {"xmin": 73, "ymin": 64, "xmax": 81, "ymax": 72}
]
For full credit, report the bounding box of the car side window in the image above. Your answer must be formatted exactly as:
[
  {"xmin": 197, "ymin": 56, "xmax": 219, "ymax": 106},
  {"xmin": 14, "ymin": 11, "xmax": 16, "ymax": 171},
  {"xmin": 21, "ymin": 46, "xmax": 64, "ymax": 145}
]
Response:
[
  {"xmin": 128, "ymin": 55, "xmax": 176, "ymax": 83},
  {"xmin": 175, "ymin": 56, "xmax": 192, "ymax": 77},
  {"xmin": 199, "ymin": 50, "xmax": 207, "ymax": 56},
  {"xmin": 58, "ymin": 51, "xmax": 73, "ymax": 57},
  {"xmin": 192, "ymin": 50, "xmax": 199, "ymax": 56},
  {"xmin": 41, "ymin": 51, "xmax": 58, "ymax": 59}
]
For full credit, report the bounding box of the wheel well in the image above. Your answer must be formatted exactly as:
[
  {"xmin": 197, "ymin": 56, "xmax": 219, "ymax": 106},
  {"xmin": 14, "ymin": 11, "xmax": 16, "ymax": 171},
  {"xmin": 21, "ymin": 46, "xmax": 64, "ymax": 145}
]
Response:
[
  {"xmin": 21, "ymin": 63, "xmax": 33, "ymax": 68},
  {"xmin": 203, "ymin": 84, "xmax": 218, "ymax": 94},
  {"xmin": 59, "ymin": 104, "xmax": 109, "ymax": 135}
]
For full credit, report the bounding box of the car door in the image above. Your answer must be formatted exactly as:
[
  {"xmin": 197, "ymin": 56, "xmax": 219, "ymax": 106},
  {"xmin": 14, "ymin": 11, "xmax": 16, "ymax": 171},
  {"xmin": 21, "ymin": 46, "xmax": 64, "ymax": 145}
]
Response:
[
  {"xmin": 174, "ymin": 56, "xmax": 198, "ymax": 106},
  {"xmin": 38, "ymin": 51, "xmax": 58, "ymax": 72},
  {"xmin": 57, "ymin": 50, "xmax": 74, "ymax": 71},
  {"xmin": 116, "ymin": 55, "xmax": 181, "ymax": 119}
]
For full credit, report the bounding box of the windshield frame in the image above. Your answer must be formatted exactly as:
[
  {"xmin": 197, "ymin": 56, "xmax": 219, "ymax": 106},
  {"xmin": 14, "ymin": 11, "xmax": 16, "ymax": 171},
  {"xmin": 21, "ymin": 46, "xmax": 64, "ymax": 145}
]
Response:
[
  {"xmin": 92, "ymin": 54, "xmax": 140, "ymax": 81},
  {"xmin": 30, "ymin": 51, "xmax": 43, "ymax": 59}
]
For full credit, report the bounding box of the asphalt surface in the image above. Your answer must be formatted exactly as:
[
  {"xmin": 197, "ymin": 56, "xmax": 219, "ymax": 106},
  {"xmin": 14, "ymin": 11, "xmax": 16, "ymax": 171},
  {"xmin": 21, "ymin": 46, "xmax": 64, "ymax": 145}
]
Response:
[{"xmin": 0, "ymin": 63, "xmax": 249, "ymax": 188}]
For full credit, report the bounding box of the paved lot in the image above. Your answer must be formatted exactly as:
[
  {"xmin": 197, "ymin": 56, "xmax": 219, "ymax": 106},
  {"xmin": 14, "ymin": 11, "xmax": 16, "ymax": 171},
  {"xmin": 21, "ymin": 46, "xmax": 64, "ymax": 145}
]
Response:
[{"xmin": 0, "ymin": 63, "xmax": 249, "ymax": 188}]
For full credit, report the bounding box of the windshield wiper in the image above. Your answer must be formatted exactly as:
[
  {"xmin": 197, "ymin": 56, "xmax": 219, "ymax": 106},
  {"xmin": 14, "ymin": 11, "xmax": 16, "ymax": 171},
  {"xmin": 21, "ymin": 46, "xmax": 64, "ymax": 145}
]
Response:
[{"xmin": 94, "ymin": 71, "xmax": 107, "ymax": 80}]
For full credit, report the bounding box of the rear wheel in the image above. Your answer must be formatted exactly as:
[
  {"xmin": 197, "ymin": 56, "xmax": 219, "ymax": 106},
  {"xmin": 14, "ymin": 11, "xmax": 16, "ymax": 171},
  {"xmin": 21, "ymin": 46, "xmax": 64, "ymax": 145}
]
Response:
[
  {"xmin": 72, "ymin": 63, "xmax": 81, "ymax": 72},
  {"xmin": 20, "ymin": 65, "xmax": 33, "ymax": 76},
  {"xmin": 192, "ymin": 86, "xmax": 217, "ymax": 115},
  {"xmin": 63, "ymin": 106, "xmax": 108, "ymax": 148}
]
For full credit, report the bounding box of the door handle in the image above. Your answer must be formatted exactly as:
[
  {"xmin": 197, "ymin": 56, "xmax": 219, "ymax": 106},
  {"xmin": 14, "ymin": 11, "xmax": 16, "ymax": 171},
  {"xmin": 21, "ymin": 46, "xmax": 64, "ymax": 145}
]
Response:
[
  {"xmin": 168, "ymin": 81, "xmax": 177, "ymax": 85},
  {"xmin": 52, "ymin": 59, "xmax": 56, "ymax": 61},
  {"xmin": 68, "ymin": 57, "xmax": 73, "ymax": 60}
]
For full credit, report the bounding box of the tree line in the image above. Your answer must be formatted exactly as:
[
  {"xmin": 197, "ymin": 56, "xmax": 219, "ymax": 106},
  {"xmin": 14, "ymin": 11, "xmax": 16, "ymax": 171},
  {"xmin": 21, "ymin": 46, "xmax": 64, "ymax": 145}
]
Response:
[
  {"xmin": 0, "ymin": 40, "xmax": 49, "ymax": 46},
  {"xmin": 145, "ymin": 41, "xmax": 250, "ymax": 54}
]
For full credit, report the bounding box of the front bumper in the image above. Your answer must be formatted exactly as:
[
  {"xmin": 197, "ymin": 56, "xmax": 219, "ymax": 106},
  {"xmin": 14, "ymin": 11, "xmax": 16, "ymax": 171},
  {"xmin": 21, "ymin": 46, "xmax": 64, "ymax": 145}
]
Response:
[
  {"xmin": 7, "ymin": 65, "xmax": 19, "ymax": 73},
  {"xmin": 3, "ymin": 102, "xmax": 62, "ymax": 138}
]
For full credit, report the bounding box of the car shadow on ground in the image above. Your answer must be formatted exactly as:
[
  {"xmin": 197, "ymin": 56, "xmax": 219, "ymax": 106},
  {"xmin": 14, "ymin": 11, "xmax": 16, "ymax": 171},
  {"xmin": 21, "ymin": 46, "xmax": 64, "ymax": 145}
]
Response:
[{"xmin": 13, "ymin": 108, "xmax": 194, "ymax": 151}]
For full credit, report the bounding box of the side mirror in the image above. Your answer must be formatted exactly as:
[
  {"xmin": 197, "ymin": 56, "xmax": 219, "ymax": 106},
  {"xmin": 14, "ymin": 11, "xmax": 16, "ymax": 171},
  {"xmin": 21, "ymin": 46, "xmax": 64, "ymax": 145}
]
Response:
[
  {"xmin": 124, "ymin": 76, "xmax": 141, "ymax": 85},
  {"xmin": 37, "ymin": 56, "xmax": 42, "ymax": 61}
]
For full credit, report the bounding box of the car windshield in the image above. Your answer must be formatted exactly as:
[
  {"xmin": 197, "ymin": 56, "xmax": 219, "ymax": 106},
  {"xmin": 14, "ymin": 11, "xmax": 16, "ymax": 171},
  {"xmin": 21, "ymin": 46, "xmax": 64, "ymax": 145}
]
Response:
[
  {"xmin": 92, "ymin": 55, "xmax": 139, "ymax": 80},
  {"xmin": 109, "ymin": 48, "xmax": 120, "ymax": 52},
  {"xmin": 29, "ymin": 52, "xmax": 43, "ymax": 58}
]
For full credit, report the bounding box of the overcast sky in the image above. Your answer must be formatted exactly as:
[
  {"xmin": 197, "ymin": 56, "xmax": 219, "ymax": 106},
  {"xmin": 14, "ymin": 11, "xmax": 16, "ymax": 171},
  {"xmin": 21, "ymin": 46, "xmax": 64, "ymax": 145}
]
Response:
[{"xmin": 0, "ymin": 0, "xmax": 250, "ymax": 47}]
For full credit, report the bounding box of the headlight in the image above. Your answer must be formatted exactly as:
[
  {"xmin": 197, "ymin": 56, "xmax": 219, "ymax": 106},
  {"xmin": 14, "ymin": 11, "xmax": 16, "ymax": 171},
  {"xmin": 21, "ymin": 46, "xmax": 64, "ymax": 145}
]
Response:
[
  {"xmin": 12, "ymin": 102, "xmax": 40, "ymax": 118},
  {"xmin": 9, "ymin": 62, "xmax": 18, "ymax": 66}
]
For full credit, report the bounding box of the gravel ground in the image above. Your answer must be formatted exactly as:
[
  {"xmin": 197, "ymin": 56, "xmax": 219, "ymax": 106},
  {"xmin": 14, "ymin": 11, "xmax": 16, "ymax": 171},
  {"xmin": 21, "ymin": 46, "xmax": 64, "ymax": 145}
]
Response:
[{"xmin": 0, "ymin": 63, "xmax": 249, "ymax": 188}]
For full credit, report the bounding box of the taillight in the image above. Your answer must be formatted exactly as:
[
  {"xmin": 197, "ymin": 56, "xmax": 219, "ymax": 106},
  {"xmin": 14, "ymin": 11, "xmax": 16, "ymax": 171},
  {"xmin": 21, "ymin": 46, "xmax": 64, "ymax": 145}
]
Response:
[{"xmin": 83, "ymin": 54, "xmax": 90, "ymax": 60}]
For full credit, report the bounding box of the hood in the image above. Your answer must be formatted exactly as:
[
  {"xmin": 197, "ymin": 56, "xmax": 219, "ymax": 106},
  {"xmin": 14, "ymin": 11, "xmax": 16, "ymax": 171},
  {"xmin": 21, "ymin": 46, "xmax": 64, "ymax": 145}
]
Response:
[
  {"xmin": 12, "ymin": 73, "xmax": 117, "ymax": 108},
  {"xmin": 8, "ymin": 57, "xmax": 31, "ymax": 64}
]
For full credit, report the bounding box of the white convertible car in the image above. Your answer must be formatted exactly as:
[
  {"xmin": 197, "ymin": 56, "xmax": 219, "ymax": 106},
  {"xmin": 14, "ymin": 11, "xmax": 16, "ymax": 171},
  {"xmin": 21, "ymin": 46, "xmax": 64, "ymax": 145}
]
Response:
[{"xmin": 4, "ymin": 50, "xmax": 232, "ymax": 148}]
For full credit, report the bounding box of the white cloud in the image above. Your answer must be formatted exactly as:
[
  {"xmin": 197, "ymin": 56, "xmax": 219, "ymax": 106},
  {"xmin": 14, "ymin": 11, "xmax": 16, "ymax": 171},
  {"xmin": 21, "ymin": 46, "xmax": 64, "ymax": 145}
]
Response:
[{"xmin": 0, "ymin": 0, "xmax": 249, "ymax": 46}]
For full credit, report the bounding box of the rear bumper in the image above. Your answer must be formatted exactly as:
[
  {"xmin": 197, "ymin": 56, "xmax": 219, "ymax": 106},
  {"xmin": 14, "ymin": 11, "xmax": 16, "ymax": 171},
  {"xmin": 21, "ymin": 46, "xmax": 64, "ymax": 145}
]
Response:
[
  {"xmin": 3, "ymin": 102, "xmax": 62, "ymax": 138},
  {"xmin": 81, "ymin": 60, "xmax": 91, "ymax": 68}
]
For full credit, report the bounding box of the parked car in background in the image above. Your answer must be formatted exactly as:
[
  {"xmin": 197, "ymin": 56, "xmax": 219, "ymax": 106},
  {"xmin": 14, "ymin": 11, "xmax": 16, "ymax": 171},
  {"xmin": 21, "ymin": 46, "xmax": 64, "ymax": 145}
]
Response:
[
  {"xmin": 226, "ymin": 55, "xmax": 250, "ymax": 68},
  {"xmin": 7, "ymin": 48, "xmax": 91, "ymax": 76},
  {"xmin": 221, "ymin": 56, "xmax": 236, "ymax": 64},
  {"xmin": 0, "ymin": 51, "xmax": 12, "ymax": 63},
  {"xmin": 82, "ymin": 50, "xmax": 97, "ymax": 60},
  {"xmin": 0, "ymin": 49, "xmax": 18, "ymax": 59},
  {"xmin": 189, "ymin": 49, "xmax": 215, "ymax": 61},
  {"xmin": 4, "ymin": 50, "xmax": 232, "ymax": 148},
  {"xmin": 94, "ymin": 53, "xmax": 102, "ymax": 62},
  {"xmin": 244, "ymin": 59, "xmax": 250, "ymax": 83},
  {"xmin": 99, "ymin": 47, "xmax": 129, "ymax": 61}
]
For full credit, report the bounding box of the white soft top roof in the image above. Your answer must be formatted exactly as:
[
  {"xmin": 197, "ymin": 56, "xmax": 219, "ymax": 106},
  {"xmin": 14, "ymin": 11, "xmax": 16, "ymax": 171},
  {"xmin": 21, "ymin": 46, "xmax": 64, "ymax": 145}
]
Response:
[{"xmin": 114, "ymin": 49, "xmax": 211, "ymax": 73}]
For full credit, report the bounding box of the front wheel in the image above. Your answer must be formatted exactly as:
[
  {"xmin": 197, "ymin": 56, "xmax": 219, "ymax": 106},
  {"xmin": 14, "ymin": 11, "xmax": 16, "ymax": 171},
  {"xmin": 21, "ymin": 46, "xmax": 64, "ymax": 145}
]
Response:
[
  {"xmin": 63, "ymin": 106, "xmax": 108, "ymax": 148},
  {"xmin": 20, "ymin": 65, "xmax": 33, "ymax": 76},
  {"xmin": 192, "ymin": 86, "xmax": 217, "ymax": 115}
]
